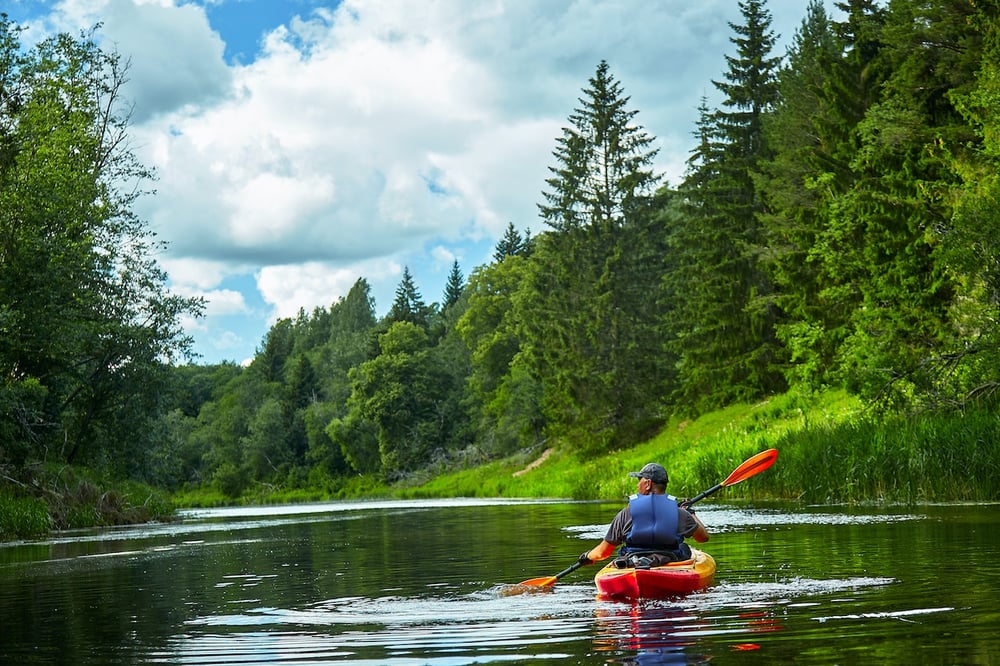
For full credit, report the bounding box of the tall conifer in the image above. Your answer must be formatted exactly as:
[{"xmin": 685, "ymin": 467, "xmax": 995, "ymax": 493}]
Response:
[
  {"xmin": 668, "ymin": 0, "xmax": 784, "ymax": 411},
  {"xmin": 521, "ymin": 60, "xmax": 664, "ymax": 453}
]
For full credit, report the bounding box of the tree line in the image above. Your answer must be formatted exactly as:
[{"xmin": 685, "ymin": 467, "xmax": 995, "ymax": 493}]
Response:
[{"xmin": 4, "ymin": 0, "xmax": 1000, "ymax": 500}]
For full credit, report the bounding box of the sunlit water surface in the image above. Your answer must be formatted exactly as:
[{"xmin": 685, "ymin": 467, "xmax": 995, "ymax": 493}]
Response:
[{"xmin": 2, "ymin": 498, "xmax": 997, "ymax": 664}]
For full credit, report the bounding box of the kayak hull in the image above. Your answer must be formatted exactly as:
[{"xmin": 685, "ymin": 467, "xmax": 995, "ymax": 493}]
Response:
[{"xmin": 594, "ymin": 549, "xmax": 716, "ymax": 599}]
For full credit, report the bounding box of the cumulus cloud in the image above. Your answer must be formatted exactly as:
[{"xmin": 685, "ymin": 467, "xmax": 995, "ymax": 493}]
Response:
[
  {"xmin": 18, "ymin": 0, "xmax": 810, "ymax": 362},
  {"xmin": 33, "ymin": 0, "xmax": 230, "ymax": 121},
  {"xmin": 257, "ymin": 258, "xmax": 401, "ymax": 321}
]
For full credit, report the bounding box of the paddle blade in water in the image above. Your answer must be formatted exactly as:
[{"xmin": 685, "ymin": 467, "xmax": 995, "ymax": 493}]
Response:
[
  {"xmin": 493, "ymin": 582, "xmax": 556, "ymax": 596},
  {"xmin": 517, "ymin": 576, "xmax": 557, "ymax": 587}
]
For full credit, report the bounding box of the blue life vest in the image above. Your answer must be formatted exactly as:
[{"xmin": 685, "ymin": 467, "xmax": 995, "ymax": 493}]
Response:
[{"xmin": 623, "ymin": 493, "xmax": 682, "ymax": 553}]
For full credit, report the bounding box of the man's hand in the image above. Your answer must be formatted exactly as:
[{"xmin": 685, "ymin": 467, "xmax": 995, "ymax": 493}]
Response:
[{"xmin": 578, "ymin": 550, "xmax": 594, "ymax": 566}]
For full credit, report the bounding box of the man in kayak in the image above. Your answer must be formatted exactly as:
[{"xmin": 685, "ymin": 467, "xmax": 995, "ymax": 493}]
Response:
[{"xmin": 578, "ymin": 462, "xmax": 709, "ymax": 569}]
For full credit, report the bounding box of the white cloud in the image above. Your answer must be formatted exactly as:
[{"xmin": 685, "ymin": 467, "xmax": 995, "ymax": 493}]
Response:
[
  {"xmin": 202, "ymin": 289, "xmax": 249, "ymax": 317},
  {"xmin": 160, "ymin": 257, "xmax": 232, "ymax": 291},
  {"xmin": 256, "ymin": 259, "xmax": 402, "ymax": 322},
  {"xmin": 20, "ymin": 0, "xmax": 811, "ymax": 362},
  {"xmin": 37, "ymin": 0, "xmax": 231, "ymax": 121}
]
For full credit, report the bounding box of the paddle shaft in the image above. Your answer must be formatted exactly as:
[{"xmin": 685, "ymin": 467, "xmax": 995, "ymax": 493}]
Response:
[
  {"xmin": 516, "ymin": 560, "xmax": 585, "ymax": 587},
  {"xmin": 553, "ymin": 560, "xmax": 585, "ymax": 581},
  {"xmin": 682, "ymin": 483, "xmax": 723, "ymax": 508}
]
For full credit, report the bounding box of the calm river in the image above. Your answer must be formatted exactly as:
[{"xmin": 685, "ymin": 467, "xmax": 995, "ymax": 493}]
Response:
[{"xmin": 1, "ymin": 498, "xmax": 998, "ymax": 664}]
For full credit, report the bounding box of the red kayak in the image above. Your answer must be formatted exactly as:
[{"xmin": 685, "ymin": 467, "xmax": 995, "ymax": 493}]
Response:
[{"xmin": 594, "ymin": 549, "xmax": 716, "ymax": 599}]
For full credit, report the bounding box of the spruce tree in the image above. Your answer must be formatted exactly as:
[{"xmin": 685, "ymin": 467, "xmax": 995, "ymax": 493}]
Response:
[
  {"xmin": 493, "ymin": 222, "xmax": 526, "ymax": 262},
  {"xmin": 442, "ymin": 260, "xmax": 465, "ymax": 310},
  {"xmin": 520, "ymin": 60, "xmax": 665, "ymax": 454},
  {"xmin": 826, "ymin": 0, "xmax": 975, "ymax": 405},
  {"xmin": 668, "ymin": 0, "xmax": 784, "ymax": 411},
  {"xmin": 386, "ymin": 266, "xmax": 430, "ymax": 328},
  {"xmin": 757, "ymin": 0, "xmax": 844, "ymax": 387}
]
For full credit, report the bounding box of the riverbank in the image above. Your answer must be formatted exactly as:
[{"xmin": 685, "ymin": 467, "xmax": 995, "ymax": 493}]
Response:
[
  {"xmin": 0, "ymin": 465, "xmax": 174, "ymax": 539},
  {"xmin": 175, "ymin": 388, "xmax": 1000, "ymax": 508},
  {"xmin": 5, "ymin": 388, "xmax": 999, "ymax": 539},
  {"xmin": 402, "ymin": 389, "xmax": 1000, "ymax": 504}
]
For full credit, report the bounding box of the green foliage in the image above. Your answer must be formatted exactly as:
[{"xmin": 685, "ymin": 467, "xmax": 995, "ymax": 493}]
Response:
[
  {"xmin": 493, "ymin": 222, "xmax": 532, "ymax": 262},
  {"xmin": 400, "ymin": 388, "xmax": 1000, "ymax": 505},
  {"xmin": 84, "ymin": 2, "xmax": 1000, "ymax": 508},
  {"xmin": 0, "ymin": 17, "xmax": 202, "ymax": 474},
  {"xmin": 668, "ymin": 0, "xmax": 786, "ymax": 412},
  {"xmin": 386, "ymin": 266, "xmax": 433, "ymax": 329},
  {"xmin": 347, "ymin": 322, "xmax": 449, "ymax": 478},
  {"xmin": 457, "ymin": 257, "xmax": 541, "ymax": 455},
  {"xmin": 442, "ymin": 260, "xmax": 465, "ymax": 311},
  {"xmin": 0, "ymin": 492, "xmax": 51, "ymax": 538},
  {"xmin": 0, "ymin": 465, "xmax": 173, "ymax": 537},
  {"xmin": 769, "ymin": 410, "xmax": 1000, "ymax": 503},
  {"xmin": 759, "ymin": 0, "xmax": 844, "ymax": 389},
  {"xmin": 327, "ymin": 411, "xmax": 380, "ymax": 474},
  {"xmin": 523, "ymin": 60, "xmax": 668, "ymax": 455}
]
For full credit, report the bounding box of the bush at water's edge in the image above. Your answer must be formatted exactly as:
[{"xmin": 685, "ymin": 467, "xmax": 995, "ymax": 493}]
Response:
[{"xmin": 0, "ymin": 465, "xmax": 174, "ymax": 539}]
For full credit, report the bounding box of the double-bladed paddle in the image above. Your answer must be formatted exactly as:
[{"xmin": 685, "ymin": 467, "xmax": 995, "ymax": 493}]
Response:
[{"xmin": 514, "ymin": 448, "xmax": 779, "ymax": 589}]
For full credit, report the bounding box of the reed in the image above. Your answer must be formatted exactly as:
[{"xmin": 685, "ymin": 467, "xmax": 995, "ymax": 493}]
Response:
[
  {"xmin": 398, "ymin": 389, "xmax": 1000, "ymax": 505},
  {"xmin": 0, "ymin": 492, "xmax": 51, "ymax": 538},
  {"xmin": 768, "ymin": 409, "xmax": 1000, "ymax": 503}
]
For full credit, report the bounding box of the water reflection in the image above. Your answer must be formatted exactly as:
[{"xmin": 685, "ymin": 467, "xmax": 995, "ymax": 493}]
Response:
[
  {"xmin": 594, "ymin": 602, "xmax": 706, "ymax": 664},
  {"xmin": 168, "ymin": 587, "xmax": 598, "ymax": 664},
  {"xmin": 2, "ymin": 500, "xmax": 998, "ymax": 664}
]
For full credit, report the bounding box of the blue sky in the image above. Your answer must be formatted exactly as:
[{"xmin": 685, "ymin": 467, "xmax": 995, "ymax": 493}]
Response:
[{"xmin": 6, "ymin": 0, "xmax": 817, "ymax": 365}]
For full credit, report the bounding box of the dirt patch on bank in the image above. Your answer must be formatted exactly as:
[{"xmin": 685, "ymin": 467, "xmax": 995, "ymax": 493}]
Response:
[{"xmin": 513, "ymin": 447, "xmax": 554, "ymax": 477}]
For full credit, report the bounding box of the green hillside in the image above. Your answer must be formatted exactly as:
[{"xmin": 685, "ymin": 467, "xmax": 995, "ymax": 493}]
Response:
[{"xmin": 398, "ymin": 389, "xmax": 1000, "ymax": 505}]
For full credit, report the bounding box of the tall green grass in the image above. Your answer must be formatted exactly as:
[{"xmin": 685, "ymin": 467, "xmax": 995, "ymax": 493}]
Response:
[
  {"xmin": 0, "ymin": 492, "xmax": 51, "ymax": 539},
  {"xmin": 398, "ymin": 389, "xmax": 1000, "ymax": 505},
  {"xmin": 767, "ymin": 410, "xmax": 1000, "ymax": 503},
  {"xmin": 0, "ymin": 466, "xmax": 176, "ymax": 539}
]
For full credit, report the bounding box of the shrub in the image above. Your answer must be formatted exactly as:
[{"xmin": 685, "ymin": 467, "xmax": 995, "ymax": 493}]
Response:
[{"xmin": 0, "ymin": 492, "xmax": 51, "ymax": 539}]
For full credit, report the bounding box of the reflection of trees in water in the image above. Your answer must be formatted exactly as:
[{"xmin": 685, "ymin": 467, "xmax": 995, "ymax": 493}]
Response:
[{"xmin": 593, "ymin": 601, "xmax": 783, "ymax": 665}]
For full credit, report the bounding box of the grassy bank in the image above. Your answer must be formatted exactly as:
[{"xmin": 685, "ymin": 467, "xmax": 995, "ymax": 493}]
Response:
[
  {"xmin": 7, "ymin": 388, "xmax": 997, "ymax": 540},
  {"xmin": 397, "ymin": 389, "xmax": 1000, "ymax": 504},
  {"xmin": 171, "ymin": 388, "xmax": 1000, "ymax": 509},
  {"xmin": 0, "ymin": 465, "xmax": 174, "ymax": 540}
]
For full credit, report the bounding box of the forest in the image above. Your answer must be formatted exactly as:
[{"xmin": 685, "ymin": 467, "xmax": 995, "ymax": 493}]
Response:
[{"xmin": 3, "ymin": 0, "xmax": 1000, "ymax": 528}]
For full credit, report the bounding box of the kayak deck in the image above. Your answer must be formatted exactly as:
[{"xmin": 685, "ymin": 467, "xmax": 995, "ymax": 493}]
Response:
[{"xmin": 594, "ymin": 548, "xmax": 716, "ymax": 599}]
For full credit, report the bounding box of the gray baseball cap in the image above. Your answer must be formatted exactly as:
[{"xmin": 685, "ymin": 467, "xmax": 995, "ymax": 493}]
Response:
[{"xmin": 628, "ymin": 462, "xmax": 668, "ymax": 485}]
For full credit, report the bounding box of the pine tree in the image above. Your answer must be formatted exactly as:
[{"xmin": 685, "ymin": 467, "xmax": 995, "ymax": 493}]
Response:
[
  {"xmin": 386, "ymin": 266, "xmax": 430, "ymax": 328},
  {"xmin": 442, "ymin": 260, "xmax": 465, "ymax": 310},
  {"xmin": 825, "ymin": 0, "xmax": 976, "ymax": 405},
  {"xmin": 539, "ymin": 60, "xmax": 660, "ymax": 231},
  {"xmin": 520, "ymin": 60, "xmax": 665, "ymax": 454},
  {"xmin": 668, "ymin": 0, "xmax": 784, "ymax": 411},
  {"xmin": 757, "ymin": 0, "xmax": 844, "ymax": 387},
  {"xmin": 493, "ymin": 223, "xmax": 526, "ymax": 262},
  {"xmin": 945, "ymin": 1, "xmax": 1000, "ymax": 407}
]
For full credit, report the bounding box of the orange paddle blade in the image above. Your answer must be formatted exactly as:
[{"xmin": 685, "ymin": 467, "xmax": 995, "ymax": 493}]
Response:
[
  {"xmin": 517, "ymin": 576, "xmax": 558, "ymax": 587},
  {"xmin": 722, "ymin": 448, "xmax": 778, "ymax": 487}
]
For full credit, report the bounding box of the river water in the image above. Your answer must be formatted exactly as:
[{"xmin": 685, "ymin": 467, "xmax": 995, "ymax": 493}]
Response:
[{"xmin": 0, "ymin": 498, "xmax": 997, "ymax": 664}]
